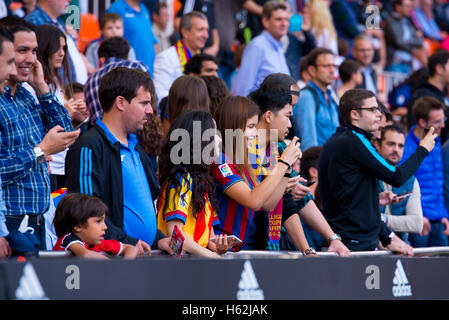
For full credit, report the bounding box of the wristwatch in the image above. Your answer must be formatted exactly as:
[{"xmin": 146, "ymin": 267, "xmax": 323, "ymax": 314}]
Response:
[
  {"xmin": 33, "ymin": 146, "xmax": 46, "ymax": 164},
  {"xmin": 327, "ymin": 233, "xmax": 342, "ymax": 243},
  {"xmin": 303, "ymin": 247, "xmax": 316, "ymax": 256}
]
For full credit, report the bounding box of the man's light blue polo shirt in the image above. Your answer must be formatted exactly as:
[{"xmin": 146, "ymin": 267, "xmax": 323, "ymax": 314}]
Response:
[
  {"xmin": 106, "ymin": 0, "xmax": 158, "ymax": 77},
  {"xmin": 97, "ymin": 119, "xmax": 157, "ymax": 245},
  {"xmin": 232, "ymin": 30, "xmax": 290, "ymax": 97}
]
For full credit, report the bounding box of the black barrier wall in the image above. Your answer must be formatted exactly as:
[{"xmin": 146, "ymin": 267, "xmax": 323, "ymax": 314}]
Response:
[{"xmin": 1, "ymin": 256, "xmax": 449, "ymax": 300}]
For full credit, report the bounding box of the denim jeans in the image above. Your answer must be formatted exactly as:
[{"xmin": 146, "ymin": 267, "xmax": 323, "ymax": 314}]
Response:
[{"xmin": 409, "ymin": 221, "xmax": 449, "ymax": 248}]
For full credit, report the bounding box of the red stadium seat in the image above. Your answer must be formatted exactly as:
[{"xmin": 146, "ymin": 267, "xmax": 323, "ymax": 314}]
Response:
[{"xmin": 78, "ymin": 13, "xmax": 101, "ymax": 53}]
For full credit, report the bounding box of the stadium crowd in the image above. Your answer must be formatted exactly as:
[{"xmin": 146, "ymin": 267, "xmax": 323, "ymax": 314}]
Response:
[{"xmin": 0, "ymin": 0, "xmax": 448, "ymax": 259}]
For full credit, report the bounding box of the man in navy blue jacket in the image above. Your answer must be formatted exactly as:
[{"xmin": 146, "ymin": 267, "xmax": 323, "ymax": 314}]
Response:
[{"xmin": 327, "ymin": 89, "xmax": 436, "ymax": 253}]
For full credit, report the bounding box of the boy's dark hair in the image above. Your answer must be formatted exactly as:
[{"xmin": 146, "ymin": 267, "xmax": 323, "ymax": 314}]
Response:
[
  {"xmin": 99, "ymin": 67, "xmax": 155, "ymax": 113},
  {"xmin": 0, "ymin": 16, "xmax": 36, "ymax": 34},
  {"xmin": 72, "ymin": 82, "xmax": 84, "ymax": 94},
  {"xmin": 339, "ymin": 59, "xmax": 361, "ymax": 83},
  {"xmin": 98, "ymin": 36, "xmax": 130, "ymax": 60},
  {"xmin": 0, "ymin": 26, "xmax": 13, "ymax": 55},
  {"xmin": 412, "ymin": 96, "xmax": 445, "ymax": 123},
  {"xmin": 53, "ymin": 193, "xmax": 108, "ymax": 238},
  {"xmin": 339, "ymin": 88, "xmax": 376, "ymax": 125},
  {"xmin": 300, "ymin": 146, "xmax": 322, "ymax": 181},
  {"xmin": 378, "ymin": 124, "xmax": 405, "ymax": 143},
  {"xmin": 184, "ymin": 53, "xmax": 218, "ymax": 75},
  {"xmin": 307, "ymin": 47, "xmax": 334, "ymax": 68},
  {"xmin": 248, "ymin": 85, "xmax": 292, "ymax": 117},
  {"xmin": 100, "ymin": 12, "xmax": 123, "ymax": 30},
  {"xmin": 428, "ymin": 49, "xmax": 449, "ymax": 77}
]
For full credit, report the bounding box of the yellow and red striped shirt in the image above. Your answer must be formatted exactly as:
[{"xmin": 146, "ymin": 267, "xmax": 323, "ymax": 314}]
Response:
[{"xmin": 157, "ymin": 172, "xmax": 218, "ymax": 248}]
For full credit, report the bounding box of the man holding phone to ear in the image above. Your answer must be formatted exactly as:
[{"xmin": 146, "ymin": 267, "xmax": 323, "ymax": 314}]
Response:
[
  {"xmin": 328, "ymin": 89, "xmax": 437, "ymax": 254},
  {"xmin": 374, "ymin": 124, "xmax": 424, "ymax": 243},
  {"xmin": 400, "ymin": 96, "xmax": 449, "ymax": 247}
]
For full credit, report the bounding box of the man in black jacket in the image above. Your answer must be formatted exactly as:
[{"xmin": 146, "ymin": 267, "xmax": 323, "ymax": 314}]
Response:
[
  {"xmin": 327, "ymin": 89, "xmax": 437, "ymax": 253},
  {"xmin": 66, "ymin": 67, "xmax": 169, "ymax": 256},
  {"xmin": 408, "ymin": 50, "xmax": 449, "ymax": 142}
]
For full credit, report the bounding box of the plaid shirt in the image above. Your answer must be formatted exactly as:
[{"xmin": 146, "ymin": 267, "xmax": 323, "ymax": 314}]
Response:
[
  {"xmin": 0, "ymin": 84, "xmax": 73, "ymax": 216},
  {"xmin": 84, "ymin": 57, "xmax": 149, "ymax": 126}
]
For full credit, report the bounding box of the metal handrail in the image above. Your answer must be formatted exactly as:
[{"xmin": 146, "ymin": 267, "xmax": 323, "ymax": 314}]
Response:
[{"xmin": 37, "ymin": 247, "xmax": 449, "ymax": 258}]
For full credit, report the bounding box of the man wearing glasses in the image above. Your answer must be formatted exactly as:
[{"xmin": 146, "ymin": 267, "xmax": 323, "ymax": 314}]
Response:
[
  {"xmin": 400, "ymin": 96, "xmax": 449, "ymax": 248},
  {"xmin": 292, "ymin": 47, "xmax": 339, "ymax": 152},
  {"xmin": 326, "ymin": 89, "xmax": 437, "ymax": 253}
]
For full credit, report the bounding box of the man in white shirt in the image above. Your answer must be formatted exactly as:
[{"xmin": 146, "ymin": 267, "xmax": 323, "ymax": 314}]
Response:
[{"xmin": 153, "ymin": 10, "xmax": 208, "ymax": 105}]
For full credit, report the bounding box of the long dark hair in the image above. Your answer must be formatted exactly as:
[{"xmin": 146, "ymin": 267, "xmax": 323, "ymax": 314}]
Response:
[
  {"xmin": 158, "ymin": 110, "xmax": 218, "ymax": 219},
  {"xmin": 35, "ymin": 24, "xmax": 72, "ymax": 98}
]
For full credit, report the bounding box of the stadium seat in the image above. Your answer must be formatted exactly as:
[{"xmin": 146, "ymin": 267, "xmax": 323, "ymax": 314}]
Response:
[{"xmin": 78, "ymin": 13, "xmax": 101, "ymax": 53}]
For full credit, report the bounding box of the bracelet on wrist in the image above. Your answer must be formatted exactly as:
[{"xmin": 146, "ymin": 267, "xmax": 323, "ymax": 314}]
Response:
[{"xmin": 278, "ymin": 159, "xmax": 291, "ymax": 171}]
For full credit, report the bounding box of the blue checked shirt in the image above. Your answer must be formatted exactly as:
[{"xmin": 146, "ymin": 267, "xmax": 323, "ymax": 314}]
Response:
[
  {"xmin": 84, "ymin": 57, "xmax": 150, "ymax": 126},
  {"xmin": 0, "ymin": 84, "xmax": 73, "ymax": 216}
]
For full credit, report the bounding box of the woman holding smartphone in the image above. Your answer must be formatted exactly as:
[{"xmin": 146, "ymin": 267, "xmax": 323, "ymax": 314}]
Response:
[{"xmin": 211, "ymin": 96, "xmax": 302, "ymax": 250}]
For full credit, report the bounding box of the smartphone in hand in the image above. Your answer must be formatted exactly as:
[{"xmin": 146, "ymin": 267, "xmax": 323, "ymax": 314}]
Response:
[
  {"xmin": 170, "ymin": 225, "xmax": 185, "ymax": 258},
  {"xmin": 304, "ymin": 180, "xmax": 316, "ymax": 187},
  {"xmin": 396, "ymin": 192, "xmax": 412, "ymax": 200},
  {"xmin": 210, "ymin": 235, "xmax": 242, "ymax": 247},
  {"xmin": 74, "ymin": 117, "xmax": 89, "ymax": 130}
]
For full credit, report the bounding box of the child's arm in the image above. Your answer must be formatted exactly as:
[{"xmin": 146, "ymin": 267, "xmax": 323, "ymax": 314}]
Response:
[
  {"xmin": 167, "ymin": 220, "xmax": 221, "ymax": 259},
  {"xmin": 67, "ymin": 243, "xmax": 109, "ymax": 260},
  {"xmin": 120, "ymin": 244, "xmax": 138, "ymax": 259}
]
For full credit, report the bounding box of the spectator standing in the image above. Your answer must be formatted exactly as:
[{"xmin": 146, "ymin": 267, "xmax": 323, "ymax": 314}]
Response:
[
  {"xmin": 66, "ymin": 67, "xmax": 169, "ymax": 256},
  {"xmin": 153, "ymin": 11, "xmax": 209, "ymax": 104},
  {"xmin": 292, "ymin": 47, "xmax": 340, "ymax": 151},
  {"xmin": 337, "ymin": 58, "xmax": 362, "ymax": 98},
  {"xmin": 327, "ymin": 89, "xmax": 436, "ymax": 252},
  {"xmin": 412, "ymin": 0, "xmax": 443, "ymax": 42},
  {"xmin": 407, "ymin": 50, "xmax": 449, "ymax": 142},
  {"xmin": 0, "ymin": 26, "xmax": 16, "ymax": 258},
  {"xmin": 374, "ymin": 125, "xmax": 424, "ymax": 243},
  {"xmin": 175, "ymin": 0, "xmax": 219, "ymax": 57},
  {"xmin": 106, "ymin": 0, "xmax": 158, "ymax": 77},
  {"xmin": 0, "ymin": 17, "xmax": 78, "ymax": 253},
  {"xmin": 151, "ymin": 1, "xmax": 173, "ymax": 53},
  {"xmin": 84, "ymin": 13, "xmax": 136, "ymax": 69},
  {"xmin": 352, "ymin": 34, "xmax": 378, "ymax": 95},
  {"xmin": 400, "ymin": 96, "xmax": 449, "ymax": 247},
  {"xmin": 25, "ymin": 0, "xmax": 89, "ymax": 84},
  {"xmin": 212, "ymin": 0, "xmax": 263, "ymax": 88},
  {"xmin": 443, "ymin": 139, "xmax": 449, "ymax": 214},
  {"xmin": 232, "ymin": 1, "xmax": 290, "ymax": 97},
  {"xmin": 84, "ymin": 36, "xmax": 149, "ymax": 126},
  {"xmin": 384, "ymin": 0, "xmax": 424, "ymax": 74},
  {"xmin": 308, "ymin": 0, "xmax": 338, "ymax": 56}
]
